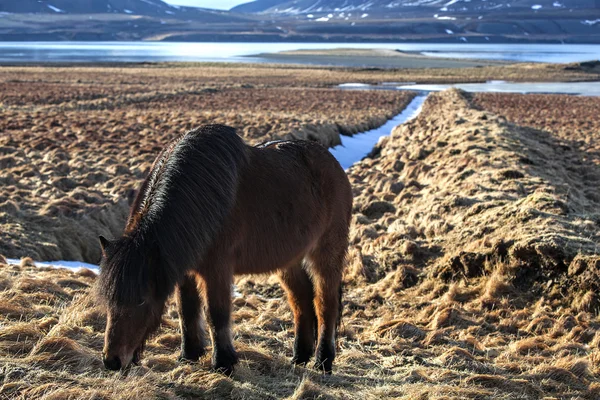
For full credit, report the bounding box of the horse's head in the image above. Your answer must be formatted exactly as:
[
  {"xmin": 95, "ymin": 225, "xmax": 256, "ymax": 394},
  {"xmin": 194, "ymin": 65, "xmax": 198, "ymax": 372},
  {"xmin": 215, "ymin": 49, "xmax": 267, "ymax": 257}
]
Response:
[{"xmin": 97, "ymin": 235, "xmax": 167, "ymax": 371}]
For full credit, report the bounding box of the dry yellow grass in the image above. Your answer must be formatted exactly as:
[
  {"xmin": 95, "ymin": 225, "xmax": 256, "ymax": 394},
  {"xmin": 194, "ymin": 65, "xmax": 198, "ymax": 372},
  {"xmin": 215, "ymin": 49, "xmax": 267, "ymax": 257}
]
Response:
[{"xmin": 1, "ymin": 65, "xmax": 599, "ymax": 399}]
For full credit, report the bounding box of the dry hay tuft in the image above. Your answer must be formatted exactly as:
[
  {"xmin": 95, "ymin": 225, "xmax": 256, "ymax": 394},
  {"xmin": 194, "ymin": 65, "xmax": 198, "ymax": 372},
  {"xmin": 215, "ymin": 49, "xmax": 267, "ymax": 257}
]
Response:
[
  {"xmin": 29, "ymin": 336, "xmax": 103, "ymax": 371},
  {"xmin": 0, "ymin": 323, "xmax": 44, "ymax": 355}
]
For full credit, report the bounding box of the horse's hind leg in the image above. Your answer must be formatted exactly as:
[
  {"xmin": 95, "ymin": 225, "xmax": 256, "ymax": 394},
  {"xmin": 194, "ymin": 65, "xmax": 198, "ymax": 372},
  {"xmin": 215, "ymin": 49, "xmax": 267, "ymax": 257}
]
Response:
[
  {"xmin": 278, "ymin": 262, "xmax": 316, "ymax": 365},
  {"xmin": 176, "ymin": 274, "xmax": 207, "ymax": 361},
  {"xmin": 200, "ymin": 266, "xmax": 238, "ymax": 375},
  {"xmin": 308, "ymin": 231, "xmax": 347, "ymax": 373}
]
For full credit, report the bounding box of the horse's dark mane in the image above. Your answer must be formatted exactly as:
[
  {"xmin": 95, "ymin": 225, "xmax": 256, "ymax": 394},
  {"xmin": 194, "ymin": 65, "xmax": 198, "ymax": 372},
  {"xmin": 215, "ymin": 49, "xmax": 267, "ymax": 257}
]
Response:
[{"xmin": 98, "ymin": 125, "xmax": 248, "ymax": 306}]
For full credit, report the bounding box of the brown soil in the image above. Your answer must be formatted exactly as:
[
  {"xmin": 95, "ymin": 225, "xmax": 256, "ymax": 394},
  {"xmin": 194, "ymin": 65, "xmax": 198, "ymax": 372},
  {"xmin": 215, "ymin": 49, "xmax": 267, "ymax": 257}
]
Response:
[
  {"xmin": 472, "ymin": 93, "xmax": 600, "ymax": 166},
  {"xmin": 1, "ymin": 65, "xmax": 599, "ymax": 399}
]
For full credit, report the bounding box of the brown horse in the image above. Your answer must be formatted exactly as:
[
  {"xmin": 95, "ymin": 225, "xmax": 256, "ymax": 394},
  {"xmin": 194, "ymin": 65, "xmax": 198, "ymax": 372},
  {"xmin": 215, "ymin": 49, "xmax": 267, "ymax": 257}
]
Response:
[{"xmin": 97, "ymin": 125, "xmax": 352, "ymax": 374}]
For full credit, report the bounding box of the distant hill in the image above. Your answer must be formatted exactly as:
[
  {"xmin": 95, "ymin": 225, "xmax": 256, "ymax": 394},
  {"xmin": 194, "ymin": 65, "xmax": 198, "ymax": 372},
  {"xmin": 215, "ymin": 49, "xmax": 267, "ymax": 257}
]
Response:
[
  {"xmin": 233, "ymin": 0, "xmax": 598, "ymax": 14},
  {"xmin": 0, "ymin": 0, "xmax": 598, "ymax": 43},
  {"xmin": 231, "ymin": 0, "xmax": 600, "ymax": 44},
  {"xmin": 0, "ymin": 0, "xmax": 249, "ymax": 20},
  {"xmin": 0, "ymin": 0, "xmax": 256, "ymax": 41},
  {"xmin": 0, "ymin": 0, "xmax": 181, "ymax": 15}
]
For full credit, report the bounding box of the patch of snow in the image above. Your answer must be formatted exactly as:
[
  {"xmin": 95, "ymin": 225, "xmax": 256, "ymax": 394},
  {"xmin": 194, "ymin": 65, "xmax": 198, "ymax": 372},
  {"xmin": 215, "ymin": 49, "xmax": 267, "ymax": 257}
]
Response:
[
  {"xmin": 436, "ymin": 15, "xmax": 456, "ymax": 20},
  {"xmin": 446, "ymin": 29, "xmax": 454, "ymax": 34},
  {"xmin": 282, "ymin": 7, "xmax": 302, "ymax": 13},
  {"xmin": 444, "ymin": 0, "xmax": 460, "ymax": 6},
  {"xmin": 301, "ymin": 0, "xmax": 322, "ymax": 14},
  {"xmin": 316, "ymin": 17, "xmax": 330, "ymax": 21},
  {"xmin": 440, "ymin": 7, "xmax": 448, "ymax": 11},
  {"xmin": 582, "ymin": 19, "xmax": 600, "ymax": 26},
  {"xmin": 460, "ymin": 36, "xmax": 467, "ymax": 42},
  {"xmin": 359, "ymin": 2, "xmax": 374, "ymax": 11},
  {"xmin": 553, "ymin": 1, "xmax": 563, "ymax": 6},
  {"xmin": 307, "ymin": 14, "xmax": 314, "ymax": 18},
  {"xmin": 165, "ymin": 10, "xmax": 175, "ymax": 14},
  {"xmin": 7, "ymin": 258, "xmax": 99, "ymax": 274},
  {"xmin": 395, "ymin": 82, "xmax": 600, "ymax": 97},
  {"xmin": 47, "ymin": 4, "xmax": 65, "ymax": 13},
  {"xmin": 232, "ymin": 286, "xmax": 242, "ymax": 298},
  {"xmin": 531, "ymin": 4, "xmax": 542, "ymax": 9},
  {"xmin": 338, "ymin": 83, "xmax": 373, "ymax": 88},
  {"xmin": 124, "ymin": 9, "xmax": 134, "ymax": 14},
  {"xmin": 327, "ymin": 13, "xmax": 334, "ymax": 17},
  {"xmin": 361, "ymin": 13, "xmax": 369, "ymax": 18},
  {"xmin": 380, "ymin": 81, "xmax": 417, "ymax": 86}
]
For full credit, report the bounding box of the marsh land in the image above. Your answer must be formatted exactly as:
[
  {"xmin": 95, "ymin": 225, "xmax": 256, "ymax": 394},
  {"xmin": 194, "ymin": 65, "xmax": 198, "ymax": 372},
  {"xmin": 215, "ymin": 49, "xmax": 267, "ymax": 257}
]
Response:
[{"xmin": 1, "ymin": 61, "xmax": 600, "ymax": 399}]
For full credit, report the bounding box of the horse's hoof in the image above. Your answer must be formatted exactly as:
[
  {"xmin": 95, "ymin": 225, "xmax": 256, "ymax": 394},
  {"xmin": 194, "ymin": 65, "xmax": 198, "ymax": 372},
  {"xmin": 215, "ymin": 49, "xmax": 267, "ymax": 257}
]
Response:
[
  {"xmin": 313, "ymin": 360, "xmax": 333, "ymax": 374},
  {"xmin": 291, "ymin": 355, "xmax": 311, "ymax": 366},
  {"xmin": 178, "ymin": 348, "xmax": 206, "ymax": 362},
  {"xmin": 212, "ymin": 349, "xmax": 239, "ymax": 376},
  {"xmin": 292, "ymin": 343, "xmax": 314, "ymax": 366},
  {"xmin": 212, "ymin": 364, "xmax": 235, "ymax": 376}
]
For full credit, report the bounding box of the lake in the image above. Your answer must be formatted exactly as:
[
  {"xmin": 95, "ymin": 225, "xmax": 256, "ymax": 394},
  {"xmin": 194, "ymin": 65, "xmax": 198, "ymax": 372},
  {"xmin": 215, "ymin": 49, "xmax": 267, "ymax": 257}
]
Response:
[{"xmin": 0, "ymin": 42, "xmax": 599, "ymax": 64}]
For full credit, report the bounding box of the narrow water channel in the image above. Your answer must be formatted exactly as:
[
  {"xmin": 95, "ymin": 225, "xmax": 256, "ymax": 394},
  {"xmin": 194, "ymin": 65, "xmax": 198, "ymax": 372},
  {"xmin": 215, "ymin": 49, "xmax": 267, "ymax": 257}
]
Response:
[{"xmin": 329, "ymin": 94, "xmax": 428, "ymax": 170}]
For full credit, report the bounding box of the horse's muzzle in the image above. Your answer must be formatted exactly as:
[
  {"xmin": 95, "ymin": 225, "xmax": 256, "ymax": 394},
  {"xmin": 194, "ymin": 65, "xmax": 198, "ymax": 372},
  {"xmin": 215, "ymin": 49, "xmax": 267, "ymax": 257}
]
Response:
[{"xmin": 103, "ymin": 355, "xmax": 122, "ymax": 371}]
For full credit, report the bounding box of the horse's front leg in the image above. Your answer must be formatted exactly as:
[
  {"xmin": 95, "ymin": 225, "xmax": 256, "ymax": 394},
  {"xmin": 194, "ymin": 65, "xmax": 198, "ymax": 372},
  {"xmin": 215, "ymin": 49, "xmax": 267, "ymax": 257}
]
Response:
[
  {"xmin": 176, "ymin": 274, "xmax": 207, "ymax": 361},
  {"xmin": 201, "ymin": 266, "xmax": 238, "ymax": 375}
]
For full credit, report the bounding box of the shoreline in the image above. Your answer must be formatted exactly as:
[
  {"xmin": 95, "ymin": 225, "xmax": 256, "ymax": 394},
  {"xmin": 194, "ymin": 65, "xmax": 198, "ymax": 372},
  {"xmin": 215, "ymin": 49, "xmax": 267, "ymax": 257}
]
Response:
[{"xmin": 249, "ymin": 48, "xmax": 515, "ymax": 69}]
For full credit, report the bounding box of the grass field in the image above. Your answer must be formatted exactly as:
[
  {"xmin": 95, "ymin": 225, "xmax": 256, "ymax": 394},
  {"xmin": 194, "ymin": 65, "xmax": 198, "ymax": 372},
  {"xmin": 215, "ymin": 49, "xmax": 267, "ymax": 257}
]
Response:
[{"xmin": 0, "ymin": 63, "xmax": 599, "ymax": 399}]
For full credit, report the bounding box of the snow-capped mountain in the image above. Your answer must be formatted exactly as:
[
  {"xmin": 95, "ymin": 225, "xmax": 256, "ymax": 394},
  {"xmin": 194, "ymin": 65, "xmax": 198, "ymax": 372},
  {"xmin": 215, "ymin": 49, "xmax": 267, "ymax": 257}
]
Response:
[
  {"xmin": 233, "ymin": 0, "xmax": 597, "ymax": 15},
  {"xmin": 0, "ymin": 0, "xmax": 598, "ymax": 42},
  {"xmin": 0, "ymin": 0, "xmax": 194, "ymax": 16}
]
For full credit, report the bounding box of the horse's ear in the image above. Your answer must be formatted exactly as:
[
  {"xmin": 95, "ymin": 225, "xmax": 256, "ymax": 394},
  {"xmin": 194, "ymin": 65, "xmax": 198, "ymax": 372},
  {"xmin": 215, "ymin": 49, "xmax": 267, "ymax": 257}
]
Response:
[{"xmin": 99, "ymin": 235, "xmax": 111, "ymax": 257}]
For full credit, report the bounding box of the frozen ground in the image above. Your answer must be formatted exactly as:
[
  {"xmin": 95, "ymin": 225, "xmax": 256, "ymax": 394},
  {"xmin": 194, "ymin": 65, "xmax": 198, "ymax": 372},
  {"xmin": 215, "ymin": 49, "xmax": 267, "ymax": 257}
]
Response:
[
  {"xmin": 398, "ymin": 81, "xmax": 600, "ymax": 96},
  {"xmin": 6, "ymin": 258, "xmax": 99, "ymax": 273},
  {"xmin": 340, "ymin": 81, "xmax": 600, "ymax": 96}
]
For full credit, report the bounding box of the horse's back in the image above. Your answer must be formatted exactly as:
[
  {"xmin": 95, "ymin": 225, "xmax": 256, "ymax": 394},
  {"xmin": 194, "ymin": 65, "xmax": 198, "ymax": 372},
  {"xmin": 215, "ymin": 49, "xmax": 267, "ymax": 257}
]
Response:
[
  {"xmin": 218, "ymin": 140, "xmax": 351, "ymax": 275},
  {"xmin": 253, "ymin": 140, "xmax": 352, "ymax": 219}
]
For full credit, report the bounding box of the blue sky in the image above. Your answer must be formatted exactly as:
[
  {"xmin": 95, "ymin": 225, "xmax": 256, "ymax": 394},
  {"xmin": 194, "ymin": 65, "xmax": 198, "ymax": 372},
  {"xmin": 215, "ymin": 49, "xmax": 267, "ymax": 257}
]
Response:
[{"xmin": 164, "ymin": 0, "xmax": 254, "ymax": 10}]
